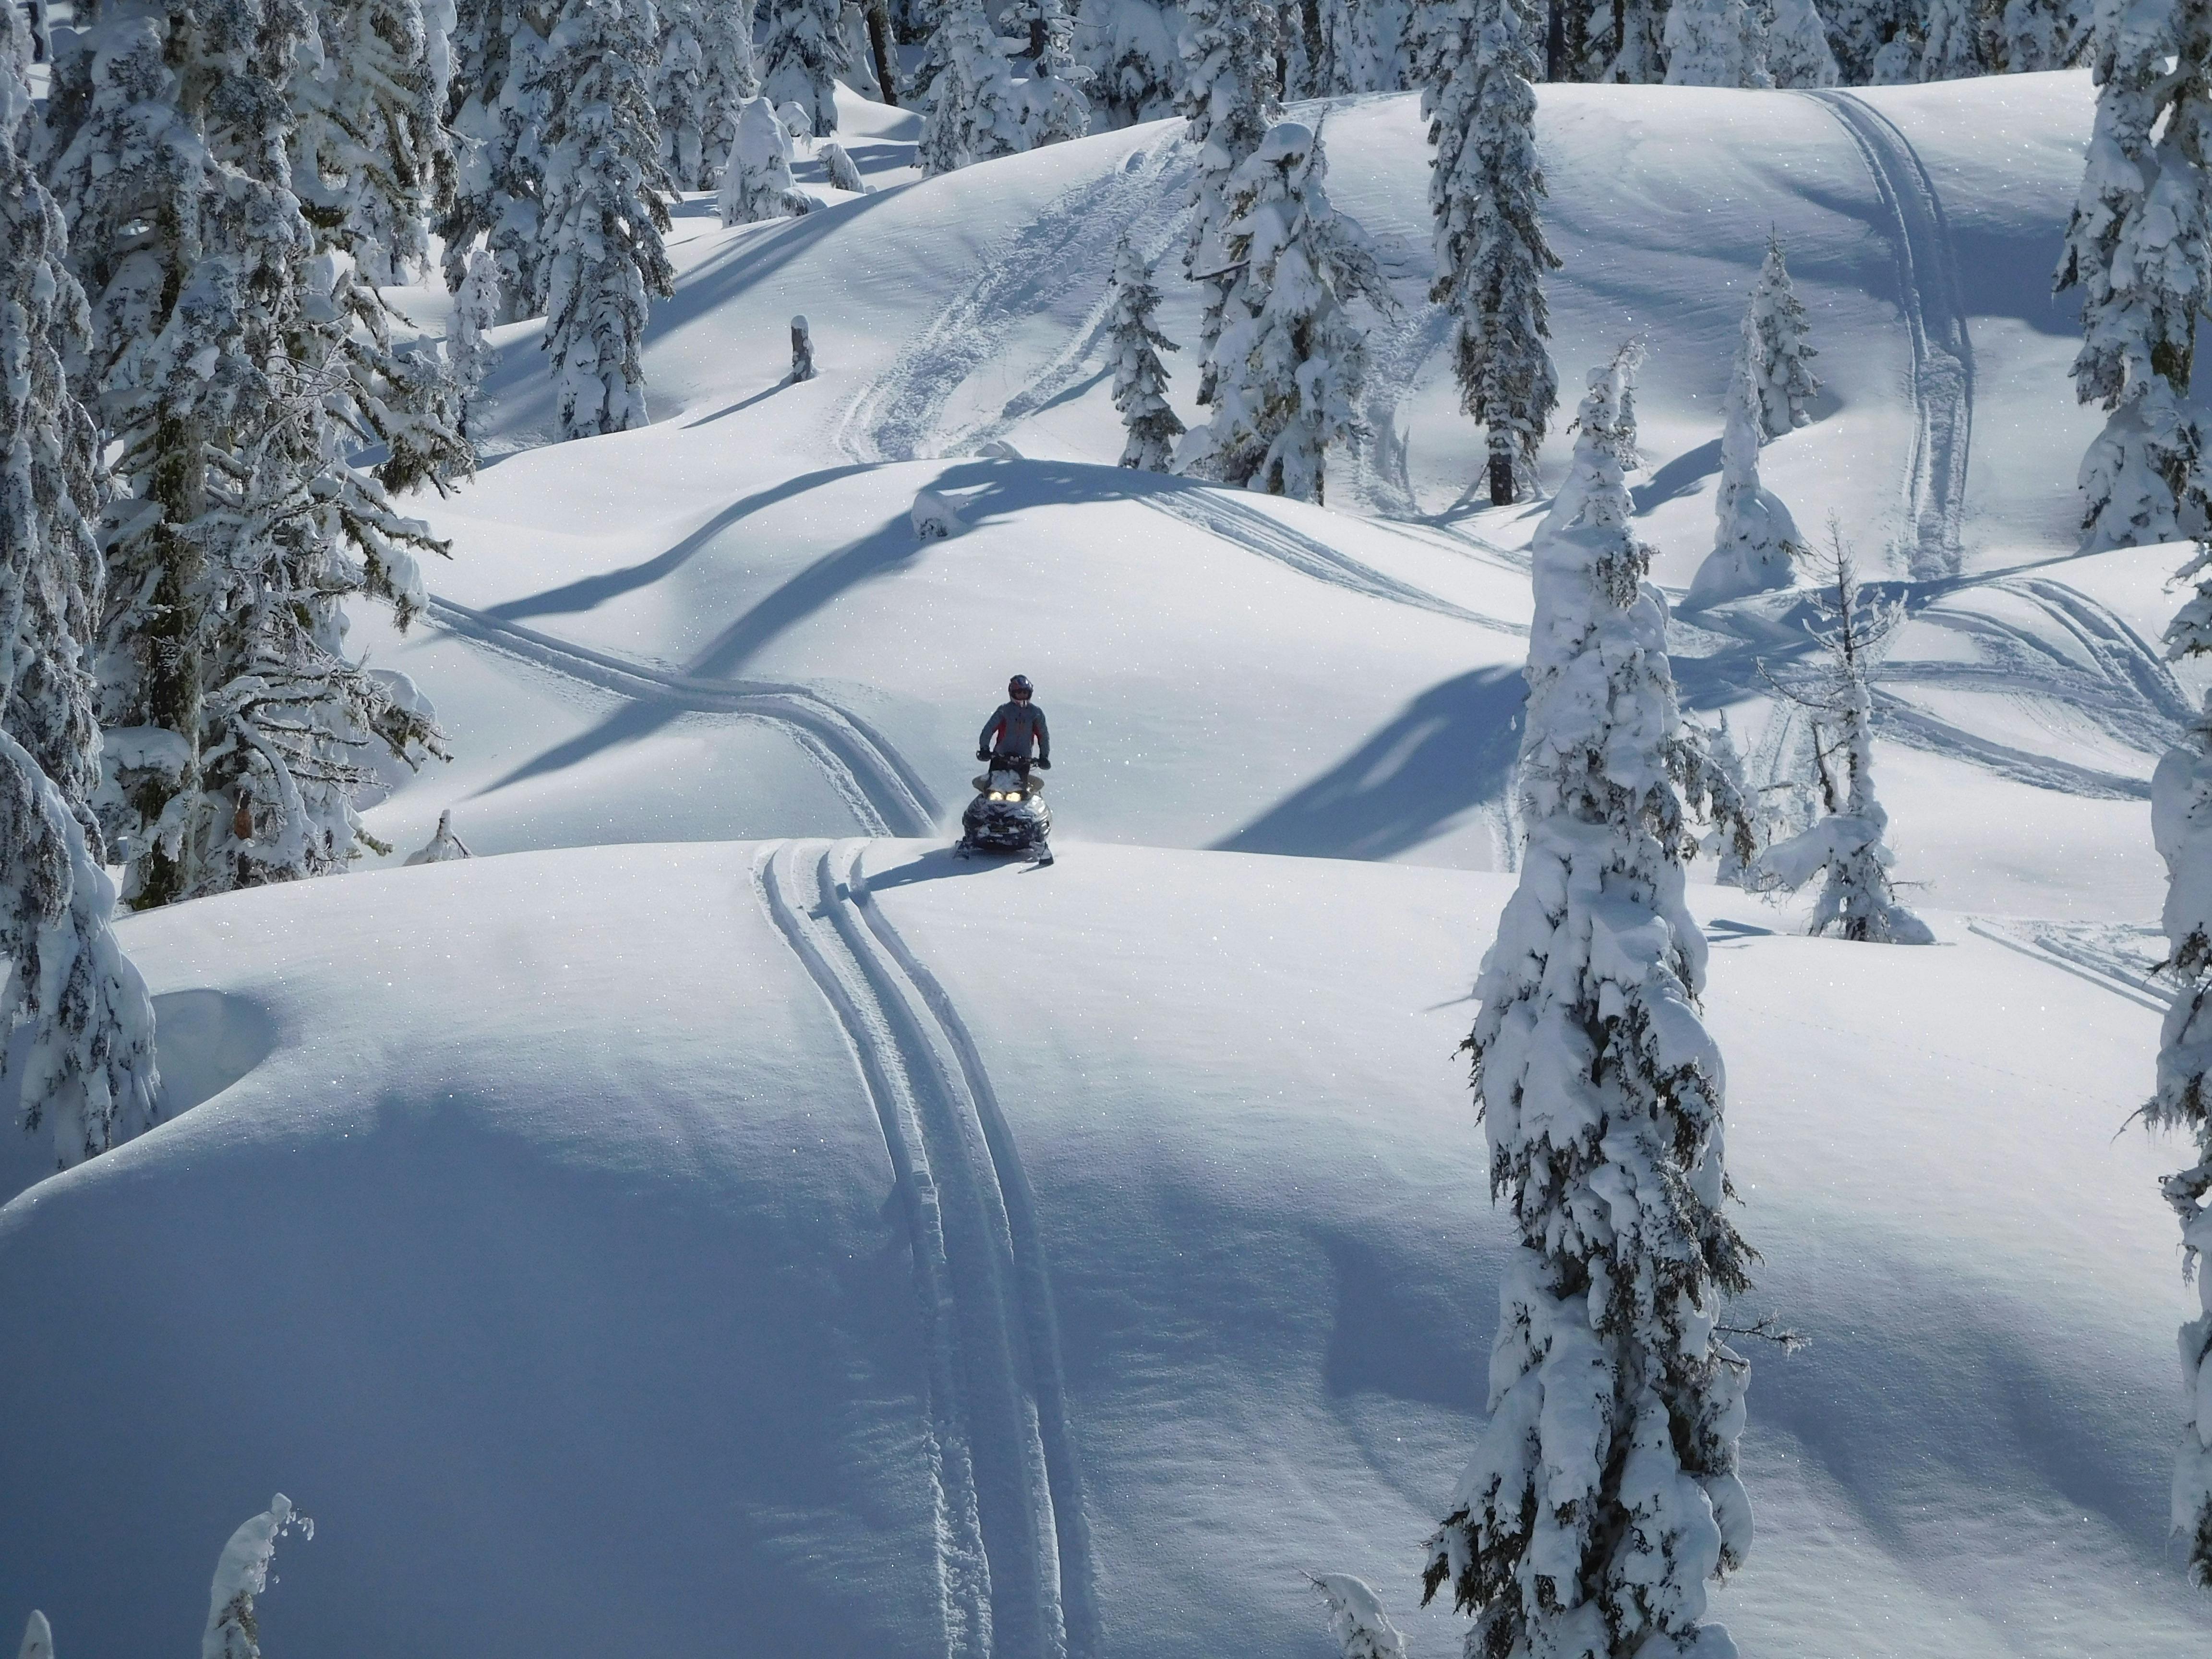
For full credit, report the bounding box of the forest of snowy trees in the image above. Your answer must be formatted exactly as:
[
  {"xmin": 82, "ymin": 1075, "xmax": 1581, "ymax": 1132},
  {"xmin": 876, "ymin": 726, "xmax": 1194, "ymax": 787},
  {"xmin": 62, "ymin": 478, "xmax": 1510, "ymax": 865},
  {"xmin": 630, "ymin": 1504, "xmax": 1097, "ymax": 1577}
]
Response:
[{"xmin": 9, "ymin": 0, "xmax": 2212, "ymax": 1635}]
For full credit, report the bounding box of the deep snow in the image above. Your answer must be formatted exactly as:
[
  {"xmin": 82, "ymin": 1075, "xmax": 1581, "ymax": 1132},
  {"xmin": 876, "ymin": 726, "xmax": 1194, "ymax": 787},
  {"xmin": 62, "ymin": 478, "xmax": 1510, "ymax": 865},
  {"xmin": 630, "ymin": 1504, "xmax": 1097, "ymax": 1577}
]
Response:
[
  {"xmin": 7, "ymin": 64, "xmax": 2212, "ymax": 1659},
  {"xmin": 2, "ymin": 843, "xmax": 2205, "ymax": 1658}
]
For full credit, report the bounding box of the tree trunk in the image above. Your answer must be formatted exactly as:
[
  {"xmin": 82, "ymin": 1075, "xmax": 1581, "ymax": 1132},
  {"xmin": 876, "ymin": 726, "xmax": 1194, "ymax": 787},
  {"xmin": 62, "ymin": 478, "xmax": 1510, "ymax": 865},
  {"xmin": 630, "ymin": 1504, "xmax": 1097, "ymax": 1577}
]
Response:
[
  {"xmin": 1489, "ymin": 451, "xmax": 1517, "ymax": 506},
  {"xmin": 866, "ymin": 0, "xmax": 899, "ymax": 105}
]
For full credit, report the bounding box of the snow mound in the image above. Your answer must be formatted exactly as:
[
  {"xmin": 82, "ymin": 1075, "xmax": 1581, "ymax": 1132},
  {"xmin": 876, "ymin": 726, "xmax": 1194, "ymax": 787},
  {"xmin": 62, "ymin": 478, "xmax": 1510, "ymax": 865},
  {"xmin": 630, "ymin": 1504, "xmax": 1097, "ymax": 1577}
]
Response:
[{"xmin": 0, "ymin": 842, "xmax": 2202, "ymax": 1659}]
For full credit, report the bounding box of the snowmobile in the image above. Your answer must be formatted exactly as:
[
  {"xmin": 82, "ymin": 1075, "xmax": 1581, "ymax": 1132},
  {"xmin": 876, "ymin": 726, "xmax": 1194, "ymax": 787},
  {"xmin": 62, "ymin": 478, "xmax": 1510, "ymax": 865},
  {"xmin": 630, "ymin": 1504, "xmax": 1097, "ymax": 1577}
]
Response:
[{"xmin": 958, "ymin": 759, "xmax": 1053, "ymax": 864}]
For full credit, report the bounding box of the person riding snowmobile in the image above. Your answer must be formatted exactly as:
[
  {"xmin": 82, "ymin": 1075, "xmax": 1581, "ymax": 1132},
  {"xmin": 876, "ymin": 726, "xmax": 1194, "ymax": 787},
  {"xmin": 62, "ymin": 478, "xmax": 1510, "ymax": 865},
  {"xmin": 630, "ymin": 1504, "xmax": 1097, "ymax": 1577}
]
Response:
[{"xmin": 977, "ymin": 675, "xmax": 1050, "ymax": 777}]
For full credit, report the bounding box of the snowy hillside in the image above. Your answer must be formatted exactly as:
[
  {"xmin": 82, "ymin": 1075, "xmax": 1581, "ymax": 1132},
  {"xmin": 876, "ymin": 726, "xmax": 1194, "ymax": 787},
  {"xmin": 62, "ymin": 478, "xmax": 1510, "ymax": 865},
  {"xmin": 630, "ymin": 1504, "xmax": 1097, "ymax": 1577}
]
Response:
[
  {"xmin": 1, "ymin": 844, "xmax": 2203, "ymax": 1659},
  {"xmin": 10, "ymin": 36, "xmax": 2212, "ymax": 1659},
  {"xmin": 350, "ymin": 74, "xmax": 2191, "ymax": 925}
]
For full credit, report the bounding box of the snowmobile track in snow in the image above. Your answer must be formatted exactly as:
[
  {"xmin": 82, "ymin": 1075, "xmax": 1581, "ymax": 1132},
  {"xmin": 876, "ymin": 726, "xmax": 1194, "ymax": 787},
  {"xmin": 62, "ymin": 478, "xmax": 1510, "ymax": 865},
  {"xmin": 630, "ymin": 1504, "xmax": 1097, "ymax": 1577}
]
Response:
[
  {"xmin": 757, "ymin": 840, "xmax": 1089, "ymax": 1659},
  {"xmin": 836, "ymin": 140, "xmax": 1192, "ymax": 465},
  {"xmin": 424, "ymin": 595, "xmax": 940, "ymax": 837},
  {"xmin": 1805, "ymin": 90, "xmax": 1974, "ymax": 580}
]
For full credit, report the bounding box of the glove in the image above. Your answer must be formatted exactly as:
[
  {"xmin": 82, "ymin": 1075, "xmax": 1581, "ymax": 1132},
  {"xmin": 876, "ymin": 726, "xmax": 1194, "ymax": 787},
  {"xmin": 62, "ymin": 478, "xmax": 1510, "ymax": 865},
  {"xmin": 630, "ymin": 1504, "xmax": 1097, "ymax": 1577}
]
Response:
[
  {"xmin": 1035, "ymin": 757, "xmax": 1051, "ymax": 770},
  {"xmin": 976, "ymin": 748, "xmax": 991, "ymax": 762}
]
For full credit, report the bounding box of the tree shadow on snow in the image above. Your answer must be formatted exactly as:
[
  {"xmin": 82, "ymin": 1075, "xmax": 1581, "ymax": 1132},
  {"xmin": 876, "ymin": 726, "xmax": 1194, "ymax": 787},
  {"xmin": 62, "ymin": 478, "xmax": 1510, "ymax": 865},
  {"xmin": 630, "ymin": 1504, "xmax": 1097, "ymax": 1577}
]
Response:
[{"xmin": 1213, "ymin": 666, "xmax": 1526, "ymax": 863}]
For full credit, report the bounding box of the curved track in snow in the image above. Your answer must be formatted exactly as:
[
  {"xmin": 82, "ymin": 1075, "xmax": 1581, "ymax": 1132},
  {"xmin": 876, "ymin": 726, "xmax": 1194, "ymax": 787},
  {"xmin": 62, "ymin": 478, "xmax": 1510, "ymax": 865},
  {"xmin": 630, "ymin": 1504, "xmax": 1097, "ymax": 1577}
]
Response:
[
  {"xmin": 837, "ymin": 141, "xmax": 1194, "ymax": 465},
  {"xmin": 757, "ymin": 839, "xmax": 1089, "ymax": 1659},
  {"xmin": 1805, "ymin": 90, "xmax": 1975, "ymax": 580},
  {"xmin": 423, "ymin": 594, "xmax": 940, "ymax": 836}
]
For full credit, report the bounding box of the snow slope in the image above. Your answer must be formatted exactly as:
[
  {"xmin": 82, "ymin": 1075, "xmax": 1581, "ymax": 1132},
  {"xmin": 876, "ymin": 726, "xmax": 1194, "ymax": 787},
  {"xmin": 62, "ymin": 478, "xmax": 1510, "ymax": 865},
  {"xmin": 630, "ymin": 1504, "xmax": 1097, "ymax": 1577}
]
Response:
[
  {"xmin": 1, "ymin": 844, "xmax": 2204, "ymax": 1658},
  {"xmin": 349, "ymin": 74, "xmax": 2188, "ymax": 924}
]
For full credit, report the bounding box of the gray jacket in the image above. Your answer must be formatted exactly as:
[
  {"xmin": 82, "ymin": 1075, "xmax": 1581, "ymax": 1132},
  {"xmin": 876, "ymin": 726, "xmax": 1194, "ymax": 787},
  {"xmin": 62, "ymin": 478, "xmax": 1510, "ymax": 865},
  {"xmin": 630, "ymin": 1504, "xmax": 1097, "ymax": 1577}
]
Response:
[{"xmin": 980, "ymin": 700, "xmax": 1049, "ymax": 761}]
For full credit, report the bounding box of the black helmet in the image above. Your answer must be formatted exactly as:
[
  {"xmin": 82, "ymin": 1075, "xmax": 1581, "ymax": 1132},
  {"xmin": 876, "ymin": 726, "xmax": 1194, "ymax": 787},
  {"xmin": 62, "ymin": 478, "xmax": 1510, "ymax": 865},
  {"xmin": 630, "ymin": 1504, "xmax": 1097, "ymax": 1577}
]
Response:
[{"xmin": 1008, "ymin": 674, "xmax": 1034, "ymax": 698}]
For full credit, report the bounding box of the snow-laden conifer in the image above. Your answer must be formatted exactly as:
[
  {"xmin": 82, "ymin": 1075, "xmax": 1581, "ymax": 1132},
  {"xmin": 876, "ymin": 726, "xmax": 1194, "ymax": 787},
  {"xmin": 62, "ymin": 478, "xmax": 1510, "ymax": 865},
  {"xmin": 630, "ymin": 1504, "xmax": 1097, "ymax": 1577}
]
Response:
[
  {"xmin": 1177, "ymin": 120, "xmax": 1388, "ymax": 503},
  {"xmin": 657, "ymin": 0, "xmax": 712, "ymax": 188},
  {"xmin": 1831, "ymin": 0, "xmax": 1920, "ymax": 81},
  {"xmin": 1696, "ymin": 712, "xmax": 1762, "ymax": 884},
  {"xmin": 47, "ymin": 0, "xmax": 457, "ymax": 908},
  {"xmin": 291, "ymin": 0, "xmax": 455, "ymax": 285},
  {"xmin": 699, "ymin": 0, "xmax": 764, "ymax": 183},
  {"xmin": 1920, "ymin": 0, "xmax": 1992, "ymax": 78},
  {"xmin": 1752, "ymin": 529, "xmax": 1933, "ymax": 943},
  {"xmin": 1662, "ymin": 0, "xmax": 1771, "ymax": 84},
  {"xmin": 1686, "ymin": 347, "xmax": 1802, "ymax": 609},
  {"xmin": 1869, "ymin": 24, "xmax": 1919, "ymax": 77},
  {"xmin": 0, "ymin": 12, "xmax": 160, "ymax": 1167},
  {"xmin": 1764, "ymin": 0, "xmax": 1838, "ymax": 83},
  {"xmin": 762, "ymin": 0, "xmax": 851, "ymax": 133},
  {"xmin": 919, "ymin": 0, "xmax": 1089, "ymax": 173},
  {"xmin": 16, "ymin": 1612, "xmax": 49, "ymax": 1659},
  {"xmin": 448, "ymin": 242, "xmax": 503, "ymax": 437},
  {"xmin": 1412, "ymin": 0, "xmax": 1558, "ymax": 505},
  {"xmin": 1584, "ymin": 0, "xmax": 1666, "ymax": 77},
  {"xmin": 1081, "ymin": 0, "xmax": 1183, "ymax": 124},
  {"xmin": 1106, "ymin": 237, "xmax": 1186, "ymax": 470},
  {"xmin": 1310, "ymin": 1574, "xmax": 1407, "ymax": 1659},
  {"xmin": 1744, "ymin": 229, "xmax": 1819, "ymax": 437},
  {"xmin": 1421, "ymin": 345, "xmax": 1756, "ymax": 1659},
  {"xmin": 2056, "ymin": 1, "xmax": 2212, "ymax": 550},
  {"xmin": 1998, "ymin": 0, "xmax": 2089, "ymax": 69},
  {"xmin": 721, "ymin": 94, "xmax": 814, "ymax": 219},
  {"xmin": 534, "ymin": 0, "xmax": 678, "ymax": 440},
  {"xmin": 2146, "ymin": 534, "xmax": 2212, "ymax": 1585},
  {"xmin": 204, "ymin": 1496, "xmax": 311, "ymax": 1659},
  {"xmin": 441, "ymin": 0, "xmax": 553, "ymax": 314},
  {"xmin": 1178, "ymin": 0, "xmax": 1278, "ymax": 405},
  {"xmin": 821, "ymin": 137, "xmax": 866, "ymax": 188}
]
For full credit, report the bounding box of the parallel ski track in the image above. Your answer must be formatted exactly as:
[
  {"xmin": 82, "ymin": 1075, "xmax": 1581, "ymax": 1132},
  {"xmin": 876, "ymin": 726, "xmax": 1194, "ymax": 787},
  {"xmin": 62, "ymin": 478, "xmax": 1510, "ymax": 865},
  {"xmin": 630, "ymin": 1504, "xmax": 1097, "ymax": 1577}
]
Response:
[
  {"xmin": 757, "ymin": 839, "xmax": 1088, "ymax": 1659},
  {"xmin": 1806, "ymin": 90, "xmax": 1975, "ymax": 580},
  {"xmin": 423, "ymin": 594, "xmax": 939, "ymax": 836},
  {"xmin": 837, "ymin": 140, "xmax": 1191, "ymax": 465}
]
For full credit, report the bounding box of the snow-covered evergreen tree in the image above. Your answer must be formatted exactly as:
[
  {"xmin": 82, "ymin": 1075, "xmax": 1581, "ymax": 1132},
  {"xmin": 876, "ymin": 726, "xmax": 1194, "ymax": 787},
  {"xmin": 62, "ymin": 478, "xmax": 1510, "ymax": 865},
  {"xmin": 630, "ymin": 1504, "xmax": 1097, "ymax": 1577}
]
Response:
[
  {"xmin": 1177, "ymin": 120, "xmax": 1388, "ymax": 503},
  {"xmin": 204, "ymin": 1496, "xmax": 311, "ymax": 1659},
  {"xmin": 698, "ymin": 0, "xmax": 763, "ymax": 183},
  {"xmin": 291, "ymin": 0, "xmax": 455, "ymax": 285},
  {"xmin": 1080, "ymin": 0, "xmax": 1185, "ymax": 124},
  {"xmin": 1752, "ymin": 529, "xmax": 1933, "ymax": 943},
  {"xmin": 1663, "ymin": 0, "xmax": 1771, "ymax": 84},
  {"xmin": 1744, "ymin": 229, "xmax": 1820, "ymax": 437},
  {"xmin": 440, "ymin": 0, "xmax": 553, "ymax": 315},
  {"xmin": 1766, "ymin": 0, "xmax": 1838, "ymax": 92},
  {"xmin": 1420, "ymin": 346, "xmax": 1756, "ymax": 1659},
  {"xmin": 657, "ymin": 0, "xmax": 711, "ymax": 188},
  {"xmin": 1310, "ymin": 1574, "xmax": 1407, "ymax": 1659},
  {"xmin": 1997, "ymin": 0, "xmax": 2089, "ymax": 69},
  {"xmin": 2151, "ymin": 535, "xmax": 2212, "ymax": 1587},
  {"xmin": 1178, "ymin": 0, "xmax": 1278, "ymax": 405},
  {"xmin": 1010, "ymin": 0, "xmax": 1093, "ymax": 146},
  {"xmin": 1824, "ymin": 0, "xmax": 1912, "ymax": 80},
  {"xmin": 1106, "ymin": 237, "xmax": 1186, "ymax": 469},
  {"xmin": 16, "ymin": 1612, "xmax": 49, "ymax": 1659},
  {"xmin": 721, "ymin": 94, "xmax": 814, "ymax": 218},
  {"xmin": 919, "ymin": 0, "xmax": 1089, "ymax": 172},
  {"xmin": 1686, "ymin": 347, "xmax": 1803, "ymax": 608},
  {"xmin": 761, "ymin": 0, "xmax": 851, "ymax": 133},
  {"xmin": 47, "ymin": 0, "xmax": 456, "ymax": 908},
  {"xmin": 2055, "ymin": 0, "xmax": 2212, "ymax": 551},
  {"xmin": 918, "ymin": 0, "xmax": 1022, "ymax": 171},
  {"xmin": 1581, "ymin": 0, "xmax": 1667, "ymax": 77},
  {"xmin": 1920, "ymin": 0, "xmax": 1991, "ymax": 78},
  {"xmin": 1868, "ymin": 22, "xmax": 1919, "ymax": 76},
  {"xmin": 534, "ymin": 0, "xmax": 677, "ymax": 440},
  {"xmin": 821, "ymin": 136, "xmax": 867, "ymax": 187},
  {"xmin": 0, "ymin": 8, "xmax": 160, "ymax": 1167},
  {"xmin": 1696, "ymin": 711, "xmax": 1763, "ymax": 884},
  {"xmin": 448, "ymin": 242, "xmax": 503, "ymax": 437},
  {"xmin": 1412, "ymin": 0, "xmax": 1558, "ymax": 504}
]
